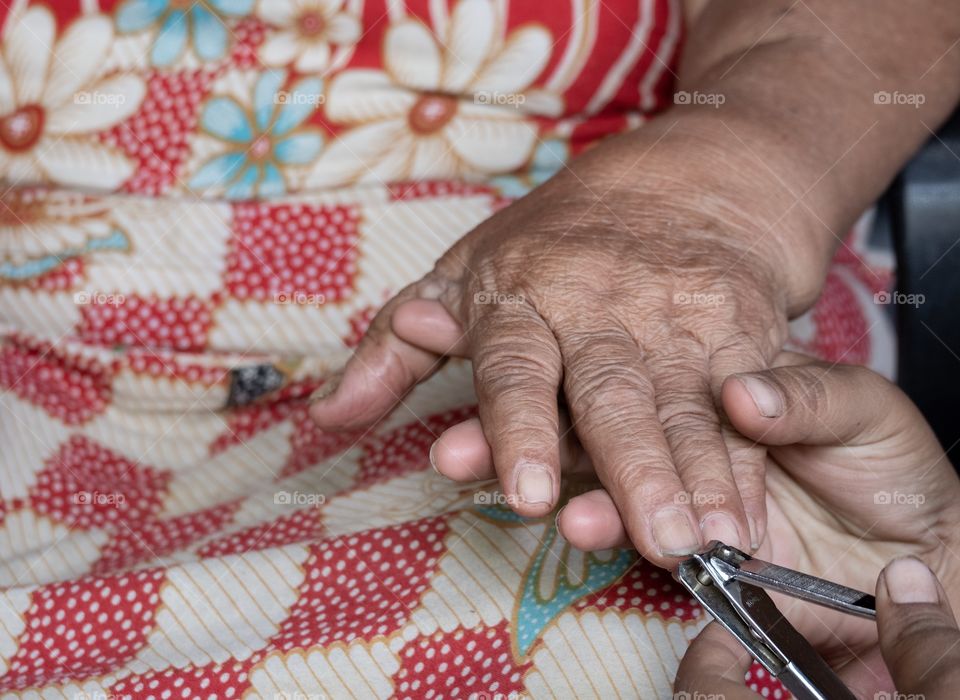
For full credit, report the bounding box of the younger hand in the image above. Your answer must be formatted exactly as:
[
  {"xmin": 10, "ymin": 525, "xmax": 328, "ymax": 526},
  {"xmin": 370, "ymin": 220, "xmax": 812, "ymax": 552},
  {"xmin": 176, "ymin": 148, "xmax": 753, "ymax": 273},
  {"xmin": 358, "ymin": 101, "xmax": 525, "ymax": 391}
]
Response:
[{"xmin": 675, "ymin": 557, "xmax": 960, "ymax": 699}]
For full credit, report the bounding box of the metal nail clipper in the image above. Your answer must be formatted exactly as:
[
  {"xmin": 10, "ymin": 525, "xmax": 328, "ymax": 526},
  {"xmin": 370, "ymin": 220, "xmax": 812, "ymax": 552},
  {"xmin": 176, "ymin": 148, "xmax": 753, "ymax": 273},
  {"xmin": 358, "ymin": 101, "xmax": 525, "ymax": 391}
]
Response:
[{"xmin": 677, "ymin": 541, "xmax": 876, "ymax": 700}]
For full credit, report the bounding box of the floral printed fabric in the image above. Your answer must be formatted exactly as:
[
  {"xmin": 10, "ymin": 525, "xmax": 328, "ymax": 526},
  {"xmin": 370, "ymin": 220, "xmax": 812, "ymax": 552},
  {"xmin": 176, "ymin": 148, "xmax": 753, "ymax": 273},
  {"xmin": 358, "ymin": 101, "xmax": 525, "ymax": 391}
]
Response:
[{"xmin": 0, "ymin": 0, "xmax": 893, "ymax": 697}]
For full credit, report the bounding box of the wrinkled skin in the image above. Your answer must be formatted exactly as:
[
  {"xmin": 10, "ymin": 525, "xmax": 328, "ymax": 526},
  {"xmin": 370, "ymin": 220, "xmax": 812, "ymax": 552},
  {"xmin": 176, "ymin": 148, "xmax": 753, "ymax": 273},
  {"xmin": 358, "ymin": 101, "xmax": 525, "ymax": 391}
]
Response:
[
  {"xmin": 435, "ymin": 353, "xmax": 960, "ymax": 693},
  {"xmin": 311, "ymin": 132, "xmax": 796, "ymax": 567},
  {"xmin": 661, "ymin": 357, "xmax": 960, "ymax": 697},
  {"xmin": 432, "ymin": 354, "xmax": 960, "ymax": 661}
]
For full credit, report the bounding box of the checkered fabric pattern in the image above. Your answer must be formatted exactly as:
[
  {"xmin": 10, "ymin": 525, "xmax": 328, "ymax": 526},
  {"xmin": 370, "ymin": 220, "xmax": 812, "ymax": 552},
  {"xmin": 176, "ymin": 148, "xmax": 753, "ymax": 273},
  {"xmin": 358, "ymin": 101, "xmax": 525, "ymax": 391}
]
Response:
[{"xmin": 0, "ymin": 0, "xmax": 894, "ymax": 697}]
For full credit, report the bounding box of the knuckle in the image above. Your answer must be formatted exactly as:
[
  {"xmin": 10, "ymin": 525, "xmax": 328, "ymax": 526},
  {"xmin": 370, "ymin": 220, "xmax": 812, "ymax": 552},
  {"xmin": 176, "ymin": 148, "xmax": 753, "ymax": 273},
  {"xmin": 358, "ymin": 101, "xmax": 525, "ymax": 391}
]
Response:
[
  {"xmin": 609, "ymin": 463, "xmax": 680, "ymax": 506},
  {"xmin": 683, "ymin": 478, "xmax": 738, "ymax": 511},
  {"xmin": 566, "ymin": 363, "xmax": 652, "ymax": 418},
  {"xmin": 473, "ymin": 342, "xmax": 561, "ymax": 393},
  {"xmin": 490, "ymin": 402, "xmax": 560, "ymax": 449},
  {"xmin": 895, "ymin": 610, "xmax": 957, "ymax": 641},
  {"xmin": 659, "ymin": 398, "xmax": 720, "ymax": 437},
  {"xmin": 771, "ymin": 366, "xmax": 830, "ymax": 416},
  {"xmin": 889, "ymin": 616, "xmax": 960, "ymax": 672}
]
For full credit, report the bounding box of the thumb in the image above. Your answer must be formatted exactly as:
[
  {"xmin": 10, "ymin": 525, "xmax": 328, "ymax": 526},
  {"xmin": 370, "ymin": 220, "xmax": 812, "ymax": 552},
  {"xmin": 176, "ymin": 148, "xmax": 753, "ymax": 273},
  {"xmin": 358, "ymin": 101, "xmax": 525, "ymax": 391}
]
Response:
[
  {"xmin": 876, "ymin": 556, "xmax": 960, "ymax": 697},
  {"xmin": 674, "ymin": 622, "xmax": 757, "ymax": 699},
  {"xmin": 720, "ymin": 361, "xmax": 921, "ymax": 447}
]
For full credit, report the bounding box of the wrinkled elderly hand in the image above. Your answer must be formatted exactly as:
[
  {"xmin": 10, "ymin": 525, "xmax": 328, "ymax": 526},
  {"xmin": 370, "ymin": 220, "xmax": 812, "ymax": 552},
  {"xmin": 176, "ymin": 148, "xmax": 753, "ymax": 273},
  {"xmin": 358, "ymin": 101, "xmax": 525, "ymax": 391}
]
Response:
[
  {"xmin": 554, "ymin": 354, "xmax": 960, "ymax": 695},
  {"xmin": 311, "ymin": 126, "xmax": 811, "ymax": 567}
]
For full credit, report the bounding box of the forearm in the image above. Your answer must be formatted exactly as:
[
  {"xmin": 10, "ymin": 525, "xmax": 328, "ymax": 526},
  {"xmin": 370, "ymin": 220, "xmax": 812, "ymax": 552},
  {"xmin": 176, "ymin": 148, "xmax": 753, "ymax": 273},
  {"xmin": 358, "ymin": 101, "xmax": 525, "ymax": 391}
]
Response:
[
  {"xmin": 682, "ymin": 1, "xmax": 960, "ymax": 303},
  {"xmin": 578, "ymin": 1, "xmax": 960, "ymax": 314}
]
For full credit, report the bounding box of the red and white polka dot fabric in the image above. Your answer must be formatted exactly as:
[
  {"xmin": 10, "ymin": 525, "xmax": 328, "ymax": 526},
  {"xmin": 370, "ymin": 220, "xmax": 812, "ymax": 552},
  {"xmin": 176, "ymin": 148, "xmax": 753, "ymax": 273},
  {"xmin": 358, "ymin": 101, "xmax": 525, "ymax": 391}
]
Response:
[{"xmin": 0, "ymin": 0, "xmax": 893, "ymax": 696}]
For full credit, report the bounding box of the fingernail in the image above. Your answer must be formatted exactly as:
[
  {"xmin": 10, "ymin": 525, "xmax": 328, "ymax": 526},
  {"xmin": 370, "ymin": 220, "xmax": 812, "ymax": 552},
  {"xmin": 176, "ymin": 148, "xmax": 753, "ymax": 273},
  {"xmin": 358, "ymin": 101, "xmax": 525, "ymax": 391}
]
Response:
[
  {"xmin": 310, "ymin": 372, "xmax": 342, "ymax": 402},
  {"xmin": 747, "ymin": 515, "xmax": 761, "ymax": 551},
  {"xmin": 428, "ymin": 440, "xmax": 440, "ymax": 474},
  {"xmin": 554, "ymin": 507, "xmax": 566, "ymax": 534},
  {"xmin": 885, "ymin": 557, "xmax": 939, "ymax": 604},
  {"xmin": 651, "ymin": 508, "xmax": 701, "ymax": 557},
  {"xmin": 737, "ymin": 375, "xmax": 784, "ymax": 418},
  {"xmin": 515, "ymin": 463, "xmax": 553, "ymax": 506},
  {"xmin": 700, "ymin": 513, "xmax": 742, "ymax": 550}
]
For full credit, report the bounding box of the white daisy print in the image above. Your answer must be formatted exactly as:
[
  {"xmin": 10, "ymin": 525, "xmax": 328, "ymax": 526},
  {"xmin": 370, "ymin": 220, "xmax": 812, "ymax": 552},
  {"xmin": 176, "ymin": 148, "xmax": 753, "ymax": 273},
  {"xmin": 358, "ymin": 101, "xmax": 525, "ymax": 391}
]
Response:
[
  {"xmin": 0, "ymin": 7, "xmax": 145, "ymax": 190},
  {"xmin": 257, "ymin": 0, "xmax": 361, "ymax": 73},
  {"xmin": 306, "ymin": 0, "xmax": 561, "ymax": 187}
]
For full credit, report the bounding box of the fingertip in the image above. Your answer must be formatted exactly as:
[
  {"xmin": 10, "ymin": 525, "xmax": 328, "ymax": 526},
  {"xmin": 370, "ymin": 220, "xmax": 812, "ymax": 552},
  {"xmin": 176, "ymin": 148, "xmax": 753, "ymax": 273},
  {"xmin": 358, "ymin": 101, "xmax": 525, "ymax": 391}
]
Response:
[
  {"xmin": 721, "ymin": 374, "xmax": 784, "ymax": 443},
  {"xmin": 557, "ymin": 490, "xmax": 629, "ymax": 551},
  {"xmin": 511, "ymin": 461, "xmax": 557, "ymax": 517},
  {"xmin": 431, "ymin": 419, "xmax": 494, "ymax": 481},
  {"xmin": 309, "ymin": 367, "xmax": 399, "ymax": 430},
  {"xmin": 699, "ymin": 512, "xmax": 749, "ymax": 554},
  {"xmin": 875, "ymin": 557, "xmax": 960, "ymax": 693},
  {"xmin": 878, "ymin": 556, "xmax": 941, "ymax": 605}
]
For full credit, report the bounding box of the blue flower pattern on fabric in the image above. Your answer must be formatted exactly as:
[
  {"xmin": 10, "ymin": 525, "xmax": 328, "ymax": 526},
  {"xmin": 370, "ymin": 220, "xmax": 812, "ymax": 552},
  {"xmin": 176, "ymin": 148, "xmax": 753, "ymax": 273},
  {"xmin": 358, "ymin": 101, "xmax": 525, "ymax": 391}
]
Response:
[
  {"xmin": 115, "ymin": 0, "xmax": 254, "ymax": 66},
  {"xmin": 0, "ymin": 229, "xmax": 130, "ymax": 281},
  {"xmin": 189, "ymin": 70, "xmax": 324, "ymax": 199},
  {"xmin": 515, "ymin": 526, "xmax": 634, "ymax": 656},
  {"xmin": 474, "ymin": 502, "xmax": 635, "ymax": 657},
  {"xmin": 490, "ymin": 139, "xmax": 570, "ymax": 198}
]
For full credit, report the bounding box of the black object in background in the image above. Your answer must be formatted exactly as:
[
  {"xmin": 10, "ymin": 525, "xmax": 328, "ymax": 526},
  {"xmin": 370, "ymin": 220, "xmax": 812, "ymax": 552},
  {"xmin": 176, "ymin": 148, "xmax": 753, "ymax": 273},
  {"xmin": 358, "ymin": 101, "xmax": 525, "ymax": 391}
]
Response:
[{"xmin": 882, "ymin": 108, "xmax": 960, "ymax": 455}]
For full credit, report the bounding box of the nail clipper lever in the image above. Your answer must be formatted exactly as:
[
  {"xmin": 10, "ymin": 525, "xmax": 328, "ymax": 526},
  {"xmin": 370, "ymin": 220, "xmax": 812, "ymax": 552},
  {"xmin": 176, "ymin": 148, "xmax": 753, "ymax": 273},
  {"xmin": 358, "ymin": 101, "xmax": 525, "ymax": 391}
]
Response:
[{"xmin": 677, "ymin": 541, "xmax": 876, "ymax": 700}]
